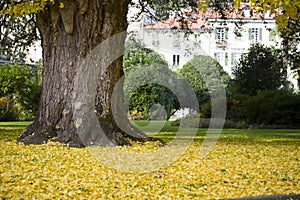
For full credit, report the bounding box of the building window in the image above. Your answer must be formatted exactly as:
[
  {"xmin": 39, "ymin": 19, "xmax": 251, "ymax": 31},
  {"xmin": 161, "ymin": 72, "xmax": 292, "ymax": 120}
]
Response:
[
  {"xmin": 173, "ymin": 55, "xmax": 180, "ymax": 66},
  {"xmin": 269, "ymin": 29, "xmax": 277, "ymax": 41},
  {"xmin": 194, "ymin": 34, "xmax": 201, "ymax": 46},
  {"xmin": 231, "ymin": 52, "xmax": 242, "ymax": 70},
  {"xmin": 152, "ymin": 32, "xmax": 159, "ymax": 47},
  {"xmin": 215, "ymin": 52, "xmax": 226, "ymax": 66},
  {"xmin": 173, "ymin": 33, "xmax": 180, "ymax": 47},
  {"xmin": 251, "ymin": 28, "xmax": 259, "ymax": 43},
  {"xmin": 234, "ymin": 27, "xmax": 243, "ymax": 40},
  {"xmin": 216, "ymin": 27, "xmax": 225, "ymax": 41},
  {"xmin": 242, "ymin": 7, "xmax": 253, "ymax": 18},
  {"xmin": 215, "ymin": 27, "xmax": 228, "ymax": 49},
  {"xmin": 249, "ymin": 28, "xmax": 262, "ymax": 43}
]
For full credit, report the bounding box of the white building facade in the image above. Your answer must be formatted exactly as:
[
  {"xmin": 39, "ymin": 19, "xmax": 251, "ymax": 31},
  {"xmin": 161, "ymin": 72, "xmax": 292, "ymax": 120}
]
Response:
[
  {"xmin": 205, "ymin": 17, "xmax": 279, "ymax": 75},
  {"xmin": 127, "ymin": 3, "xmax": 300, "ymax": 88},
  {"xmin": 128, "ymin": 4, "xmax": 281, "ymax": 76}
]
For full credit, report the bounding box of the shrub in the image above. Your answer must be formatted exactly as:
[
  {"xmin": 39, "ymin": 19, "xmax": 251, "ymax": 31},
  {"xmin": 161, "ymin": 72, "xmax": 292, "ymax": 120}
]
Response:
[
  {"xmin": 171, "ymin": 114, "xmax": 237, "ymax": 129},
  {"xmin": 171, "ymin": 114, "xmax": 207, "ymax": 128},
  {"xmin": 123, "ymin": 41, "xmax": 178, "ymax": 120},
  {"xmin": 0, "ymin": 63, "xmax": 41, "ymax": 121},
  {"xmin": 236, "ymin": 120, "xmax": 247, "ymax": 129},
  {"xmin": 241, "ymin": 90, "xmax": 300, "ymax": 128},
  {"xmin": 0, "ymin": 97, "xmax": 19, "ymax": 121},
  {"xmin": 226, "ymin": 94, "xmax": 250, "ymax": 121},
  {"xmin": 128, "ymin": 110, "xmax": 146, "ymax": 120},
  {"xmin": 179, "ymin": 55, "xmax": 231, "ymax": 106},
  {"xmin": 199, "ymin": 98, "xmax": 227, "ymax": 119}
]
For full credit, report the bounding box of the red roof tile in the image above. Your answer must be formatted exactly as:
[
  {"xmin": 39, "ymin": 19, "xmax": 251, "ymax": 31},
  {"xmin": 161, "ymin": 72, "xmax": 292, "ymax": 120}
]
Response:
[{"xmin": 144, "ymin": 3, "xmax": 277, "ymax": 30}]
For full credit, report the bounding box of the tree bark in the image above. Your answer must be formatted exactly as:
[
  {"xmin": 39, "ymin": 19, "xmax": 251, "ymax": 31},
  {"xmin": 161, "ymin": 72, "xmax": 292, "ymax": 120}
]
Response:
[{"xmin": 17, "ymin": 0, "xmax": 163, "ymax": 147}]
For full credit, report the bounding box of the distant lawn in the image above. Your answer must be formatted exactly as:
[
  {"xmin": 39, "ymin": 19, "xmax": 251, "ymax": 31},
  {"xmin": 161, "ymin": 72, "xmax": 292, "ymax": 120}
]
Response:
[
  {"xmin": 1, "ymin": 120, "xmax": 299, "ymax": 142},
  {"xmin": 0, "ymin": 121, "xmax": 32, "ymax": 141},
  {"xmin": 1, "ymin": 120, "xmax": 299, "ymax": 199},
  {"xmin": 1, "ymin": 120, "xmax": 299, "ymax": 143},
  {"xmin": 0, "ymin": 121, "xmax": 32, "ymax": 128},
  {"xmin": 131, "ymin": 120, "xmax": 300, "ymax": 142}
]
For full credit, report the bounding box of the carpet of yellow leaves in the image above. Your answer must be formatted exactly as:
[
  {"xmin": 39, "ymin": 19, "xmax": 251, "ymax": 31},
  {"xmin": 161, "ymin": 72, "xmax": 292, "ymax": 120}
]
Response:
[{"xmin": 1, "ymin": 137, "xmax": 299, "ymax": 199}]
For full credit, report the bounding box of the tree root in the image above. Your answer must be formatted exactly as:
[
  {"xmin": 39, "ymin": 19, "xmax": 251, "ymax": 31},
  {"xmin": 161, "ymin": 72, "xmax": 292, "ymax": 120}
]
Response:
[{"xmin": 17, "ymin": 120, "xmax": 165, "ymax": 147}]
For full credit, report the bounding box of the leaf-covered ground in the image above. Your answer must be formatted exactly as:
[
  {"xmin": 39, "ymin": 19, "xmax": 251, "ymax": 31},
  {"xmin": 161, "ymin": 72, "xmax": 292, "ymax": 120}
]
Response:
[{"xmin": 1, "ymin": 122, "xmax": 300, "ymax": 199}]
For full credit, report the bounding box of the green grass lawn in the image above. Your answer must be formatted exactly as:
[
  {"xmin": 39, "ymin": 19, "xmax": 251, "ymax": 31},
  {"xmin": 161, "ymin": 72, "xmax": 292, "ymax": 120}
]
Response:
[
  {"xmin": 0, "ymin": 121, "xmax": 32, "ymax": 128},
  {"xmin": 1, "ymin": 121, "xmax": 300, "ymax": 199},
  {"xmin": 132, "ymin": 120, "xmax": 300, "ymax": 142},
  {"xmin": 0, "ymin": 121, "xmax": 31, "ymax": 141}
]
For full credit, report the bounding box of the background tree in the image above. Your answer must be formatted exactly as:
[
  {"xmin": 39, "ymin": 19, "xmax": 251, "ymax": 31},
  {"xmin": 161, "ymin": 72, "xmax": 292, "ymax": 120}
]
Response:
[
  {"xmin": 0, "ymin": 63, "xmax": 40, "ymax": 120},
  {"xmin": 0, "ymin": 0, "xmax": 38, "ymax": 62},
  {"xmin": 123, "ymin": 41, "xmax": 178, "ymax": 120},
  {"xmin": 232, "ymin": 44, "xmax": 286, "ymax": 96},
  {"xmin": 179, "ymin": 55, "xmax": 231, "ymax": 106},
  {"xmin": 132, "ymin": 0, "xmax": 198, "ymax": 22},
  {"xmin": 271, "ymin": 0, "xmax": 300, "ymax": 88}
]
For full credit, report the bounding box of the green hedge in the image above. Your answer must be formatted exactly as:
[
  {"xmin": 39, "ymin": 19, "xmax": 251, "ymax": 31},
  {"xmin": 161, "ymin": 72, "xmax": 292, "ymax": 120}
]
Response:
[
  {"xmin": 240, "ymin": 90, "xmax": 300, "ymax": 128},
  {"xmin": 172, "ymin": 90, "xmax": 300, "ymax": 129}
]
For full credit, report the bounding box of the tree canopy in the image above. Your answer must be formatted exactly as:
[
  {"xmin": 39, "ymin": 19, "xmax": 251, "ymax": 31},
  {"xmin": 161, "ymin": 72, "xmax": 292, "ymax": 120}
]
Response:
[
  {"xmin": 0, "ymin": 3, "xmax": 38, "ymax": 62},
  {"xmin": 232, "ymin": 43, "xmax": 286, "ymax": 96},
  {"xmin": 1, "ymin": 0, "xmax": 53, "ymax": 16},
  {"xmin": 123, "ymin": 40, "xmax": 178, "ymax": 120},
  {"xmin": 0, "ymin": 63, "xmax": 40, "ymax": 120},
  {"xmin": 179, "ymin": 55, "xmax": 231, "ymax": 106}
]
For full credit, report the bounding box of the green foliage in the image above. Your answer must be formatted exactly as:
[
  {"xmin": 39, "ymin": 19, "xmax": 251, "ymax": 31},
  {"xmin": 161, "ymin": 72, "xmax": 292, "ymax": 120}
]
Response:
[
  {"xmin": 171, "ymin": 114, "xmax": 237, "ymax": 128},
  {"xmin": 0, "ymin": 63, "xmax": 40, "ymax": 121},
  {"xmin": 177, "ymin": 88, "xmax": 300, "ymax": 129},
  {"xmin": 0, "ymin": 97, "xmax": 18, "ymax": 121},
  {"xmin": 198, "ymin": 98, "xmax": 228, "ymax": 119},
  {"xmin": 240, "ymin": 90, "xmax": 300, "ymax": 128},
  {"xmin": 178, "ymin": 62, "xmax": 208, "ymax": 104},
  {"xmin": 124, "ymin": 41, "xmax": 178, "ymax": 120},
  {"xmin": 143, "ymin": 0, "xmax": 198, "ymax": 21},
  {"xmin": 0, "ymin": 11, "xmax": 38, "ymax": 62},
  {"xmin": 171, "ymin": 114, "xmax": 203, "ymax": 128},
  {"xmin": 221, "ymin": 90, "xmax": 300, "ymax": 128},
  {"xmin": 126, "ymin": 83, "xmax": 176, "ymax": 120},
  {"xmin": 232, "ymin": 44, "xmax": 286, "ymax": 96},
  {"xmin": 179, "ymin": 55, "xmax": 231, "ymax": 106},
  {"xmin": 226, "ymin": 94, "xmax": 250, "ymax": 121},
  {"xmin": 0, "ymin": 0, "xmax": 50, "ymax": 16},
  {"xmin": 123, "ymin": 42, "xmax": 168, "ymax": 73}
]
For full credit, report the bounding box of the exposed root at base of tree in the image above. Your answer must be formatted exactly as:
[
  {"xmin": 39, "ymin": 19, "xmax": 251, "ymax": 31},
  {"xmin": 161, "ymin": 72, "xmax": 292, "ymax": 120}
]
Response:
[
  {"xmin": 122, "ymin": 122, "xmax": 166, "ymax": 146},
  {"xmin": 16, "ymin": 121, "xmax": 165, "ymax": 148}
]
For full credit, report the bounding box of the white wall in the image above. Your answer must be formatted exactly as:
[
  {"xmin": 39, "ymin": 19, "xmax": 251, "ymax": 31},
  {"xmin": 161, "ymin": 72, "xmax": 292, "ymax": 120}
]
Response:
[
  {"xmin": 129, "ymin": 28, "xmax": 208, "ymax": 70},
  {"xmin": 207, "ymin": 19, "xmax": 279, "ymax": 76},
  {"xmin": 25, "ymin": 40, "xmax": 42, "ymax": 64}
]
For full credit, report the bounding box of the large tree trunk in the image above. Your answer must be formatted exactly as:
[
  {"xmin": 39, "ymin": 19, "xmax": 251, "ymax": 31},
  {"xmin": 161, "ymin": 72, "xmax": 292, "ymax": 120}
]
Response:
[{"xmin": 17, "ymin": 0, "xmax": 162, "ymax": 147}]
